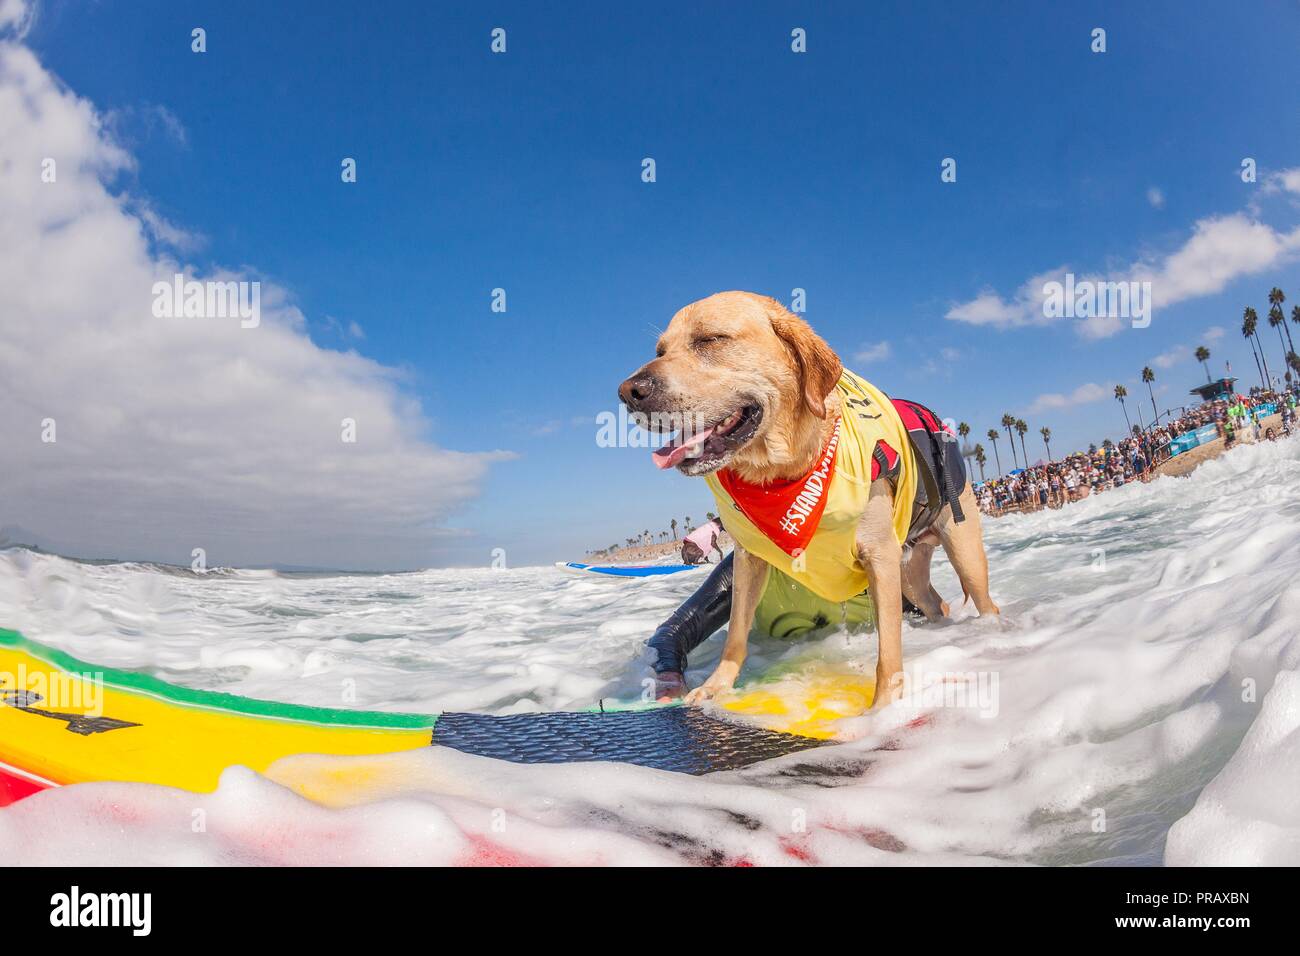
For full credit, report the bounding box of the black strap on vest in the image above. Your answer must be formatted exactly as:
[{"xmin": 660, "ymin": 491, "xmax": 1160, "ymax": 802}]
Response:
[{"xmin": 895, "ymin": 399, "xmax": 966, "ymax": 525}]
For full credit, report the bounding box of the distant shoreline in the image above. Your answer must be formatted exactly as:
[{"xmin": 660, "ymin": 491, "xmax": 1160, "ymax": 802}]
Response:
[{"xmin": 589, "ymin": 531, "xmax": 734, "ymax": 566}]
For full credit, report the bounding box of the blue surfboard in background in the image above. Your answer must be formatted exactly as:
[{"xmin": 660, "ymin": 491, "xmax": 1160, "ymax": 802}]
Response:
[{"xmin": 557, "ymin": 562, "xmax": 701, "ymax": 578}]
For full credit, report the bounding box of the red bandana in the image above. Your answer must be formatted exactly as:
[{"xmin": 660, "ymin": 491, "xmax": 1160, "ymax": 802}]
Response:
[{"xmin": 717, "ymin": 418, "xmax": 842, "ymax": 556}]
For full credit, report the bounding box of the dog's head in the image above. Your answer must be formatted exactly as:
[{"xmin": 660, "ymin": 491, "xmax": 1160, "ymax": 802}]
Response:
[{"xmin": 618, "ymin": 291, "xmax": 842, "ymax": 479}]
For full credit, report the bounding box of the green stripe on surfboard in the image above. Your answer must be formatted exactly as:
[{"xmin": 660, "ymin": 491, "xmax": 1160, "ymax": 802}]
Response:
[{"xmin": 0, "ymin": 627, "xmax": 437, "ymax": 730}]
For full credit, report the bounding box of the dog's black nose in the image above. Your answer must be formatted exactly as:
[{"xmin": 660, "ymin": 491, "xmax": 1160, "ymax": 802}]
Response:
[{"xmin": 619, "ymin": 373, "xmax": 658, "ymax": 407}]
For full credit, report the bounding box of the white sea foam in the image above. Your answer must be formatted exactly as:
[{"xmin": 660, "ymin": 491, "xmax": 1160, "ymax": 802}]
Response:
[{"xmin": 2, "ymin": 434, "xmax": 1299, "ymax": 865}]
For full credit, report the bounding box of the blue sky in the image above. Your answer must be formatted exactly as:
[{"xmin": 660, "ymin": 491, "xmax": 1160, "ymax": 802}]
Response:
[{"xmin": 8, "ymin": 0, "xmax": 1300, "ymax": 568}]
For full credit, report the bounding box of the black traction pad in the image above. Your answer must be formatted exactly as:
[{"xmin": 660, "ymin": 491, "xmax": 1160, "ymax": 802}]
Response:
[{"xmin": 431, "ymin": 706, "xmax": 827, "ymax": 775}]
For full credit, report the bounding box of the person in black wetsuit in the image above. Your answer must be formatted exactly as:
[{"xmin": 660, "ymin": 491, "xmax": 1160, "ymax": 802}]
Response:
[{"xmin": 647, "ymin": 553, "xmax": 737, "ymax": 698}]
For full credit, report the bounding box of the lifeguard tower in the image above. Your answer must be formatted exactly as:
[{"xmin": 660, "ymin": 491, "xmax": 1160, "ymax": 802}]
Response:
[{"xmin": 1190, "ymin": 377, "xmax": 1236, "ymax": 402}]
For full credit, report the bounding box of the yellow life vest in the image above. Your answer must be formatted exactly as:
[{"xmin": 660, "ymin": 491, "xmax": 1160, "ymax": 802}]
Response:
[{"xmin": 705, "ymin": 371, "xmax": 916, "ymax": 603}]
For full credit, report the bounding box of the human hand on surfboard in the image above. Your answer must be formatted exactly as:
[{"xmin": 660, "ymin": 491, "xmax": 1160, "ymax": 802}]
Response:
[
  {"xmin": 655, "ymin": 669, "xmax": 736, "ymax": 705},
  {"xmin": 654, "ymin": 671, "xmax": 688, "ymax": 701}
]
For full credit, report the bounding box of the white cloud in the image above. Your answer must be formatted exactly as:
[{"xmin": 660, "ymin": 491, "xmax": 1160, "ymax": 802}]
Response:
[
  {"xmin": 0, "ymin": 39, "xmax": 510, "ymax": 569},
  {"xmin": 1154, "ymin": 329, "xmax": 1222, "ymax": 374},
  {"xmin": 0, "ymin": 0, "xmax": 35, "ymax": 39},
  {"xmin": 1025, "ymin": 382, "xmax": 1109, "ymax": 415},
  {"xmin": 1263, "ymin": 167, "xmax": 1300, "ymax": 196},
  {"xmin": 1147, "ymin": 186, "xmax": 1165, "ymax": 209},
  {"xmin": 1150, "ymin": 344, "xmax": 1189, "ymax": 370},
  {"xmin": 321, "ymin": 314, "xmax": 366, "ymax": 341},
  {"xmin": 133, "ymin": 200, "xmax": 204, "ymax": 252},
  {"xmin": 105, "ymin": 102, "xmax": 189, "ymax": 148},
  {"xmin": 942, "ymin": 266, "xmax": 1064, "ymax": 329},
  {"xmin": 853, "ymin": 340, "xmax": 892, "ymax": 363},
  {"xmin": 1149, "ymin": 326, "xmax": 1226, "ymax": 371},
  {"xmin": 943, "ymin": 290, "xmax": 1030, "ymax": 327},
  {"xmin": 946, "ymin": 214, "xmax": 1300, "ymax": 339},
  {"xmin": 1134, "ymin": 214, "xmax": 1300, "ymax": 307}
]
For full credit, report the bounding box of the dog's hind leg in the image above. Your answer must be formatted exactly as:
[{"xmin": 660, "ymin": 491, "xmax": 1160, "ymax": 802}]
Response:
[
  {"xmin": 900, "ymin": 537, "xmax": 949, "ymax": 622},
  {"xmin": 935, "ymin": 484, "xmax": 999, "ymax": 616}
]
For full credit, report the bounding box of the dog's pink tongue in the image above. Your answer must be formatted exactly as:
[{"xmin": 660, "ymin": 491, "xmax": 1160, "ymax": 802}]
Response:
[{"xmin": 652, "ymin": 426, "xmax": 716, "ymax": 470}]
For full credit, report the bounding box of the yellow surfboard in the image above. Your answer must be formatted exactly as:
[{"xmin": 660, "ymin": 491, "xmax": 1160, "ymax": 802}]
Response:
[
  {"xmin": 0, "ymin": 628, "xmax": 435, "ymax": 803},
  {"xmin": 720, "ymin": 668, "xmax": 875, "ymax": 739},
  {"xmin": 0, "ymin": 628, "xmax": 876, "ymax": 806}
]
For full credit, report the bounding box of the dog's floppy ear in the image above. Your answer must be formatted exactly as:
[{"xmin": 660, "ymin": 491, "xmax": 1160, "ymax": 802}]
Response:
[{"xmin": 768, "ymin": 302, "xmax": 843, "ymax": 419}]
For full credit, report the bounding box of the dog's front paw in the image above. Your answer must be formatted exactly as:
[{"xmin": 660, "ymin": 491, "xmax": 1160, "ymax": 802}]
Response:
[{"xmin": 871, "ymin": 666, "xmax": 905, "ymax": 709}]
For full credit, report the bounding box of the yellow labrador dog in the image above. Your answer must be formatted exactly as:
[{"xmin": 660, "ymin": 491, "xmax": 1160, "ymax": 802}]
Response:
[{"xmin": 618, "ymin": 291, "xmax": 998, "ymax": 707}]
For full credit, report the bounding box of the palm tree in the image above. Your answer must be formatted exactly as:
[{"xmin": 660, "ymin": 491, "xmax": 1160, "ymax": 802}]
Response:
[
  {"xmin": 986, "ymin": 428, "xmax": 1003, "ymax": 476},
  {"xmin": 1194, "ymin": 345, "xmax": 1212, "ymax": 383},
  {"xmin": 1270, "ymin": 288, "xmax": 1295, "ymax": 361},
  {"xmin": 705, "ymin": 511, "xmax": 716, "ymax": 522},
  {"xmin": 1114, "ymin": 384, "xmax": 1132, "ymax": 436},
  {"xmin": 670, "ymin": 518, "xmax": 678, "ymax": 540},
  {"xmin": 1014, "ymin": 419, "xmax": 1029, "ymax": 465},
  {"xmin": 1001, "ymin": 414, "xmax": 1019, "ymax": 468},
  {"xmin": 684, "ymin": 516, "xmax": 691, "ymax": 533},
  {"xmin": 1268, "ymin": 304, "xmax": 1292, "ymax": 384},
  {"xmin": 1040, "ymin": 426, "xmax": 1052, "ymax": 461},
  {"xmin": 973, "ymin": 443, "xmax": 987, "ymax": 481},
  {"xmin": 957, "ymin": 422, "xmax": 971, "ymax": 466},
  {"xmin": 1245, "ymin": 307, "xmax": 1271, "ymax": 388},
  {"xmin": 1290, "ymin": 304, "xmax": 1300, "ymax": 382},
  {"xmin": 1140, "ymin": 366, "xmax": 1157, "ymax": 429},
  {"xmin": 1240, "ymin": 313, "xmax": 1265, "ymax": 390}
]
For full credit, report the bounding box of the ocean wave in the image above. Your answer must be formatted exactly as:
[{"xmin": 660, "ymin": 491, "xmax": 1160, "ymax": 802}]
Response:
[{"xmin": 2, "ymin": 434, "xmax": 1299, "ymax": 865}]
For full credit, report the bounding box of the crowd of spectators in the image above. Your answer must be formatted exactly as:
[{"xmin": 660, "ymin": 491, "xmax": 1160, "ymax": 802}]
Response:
[{"xmin": 973, "ymin": 388, "xmax": 1296, "ymax": 517}]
